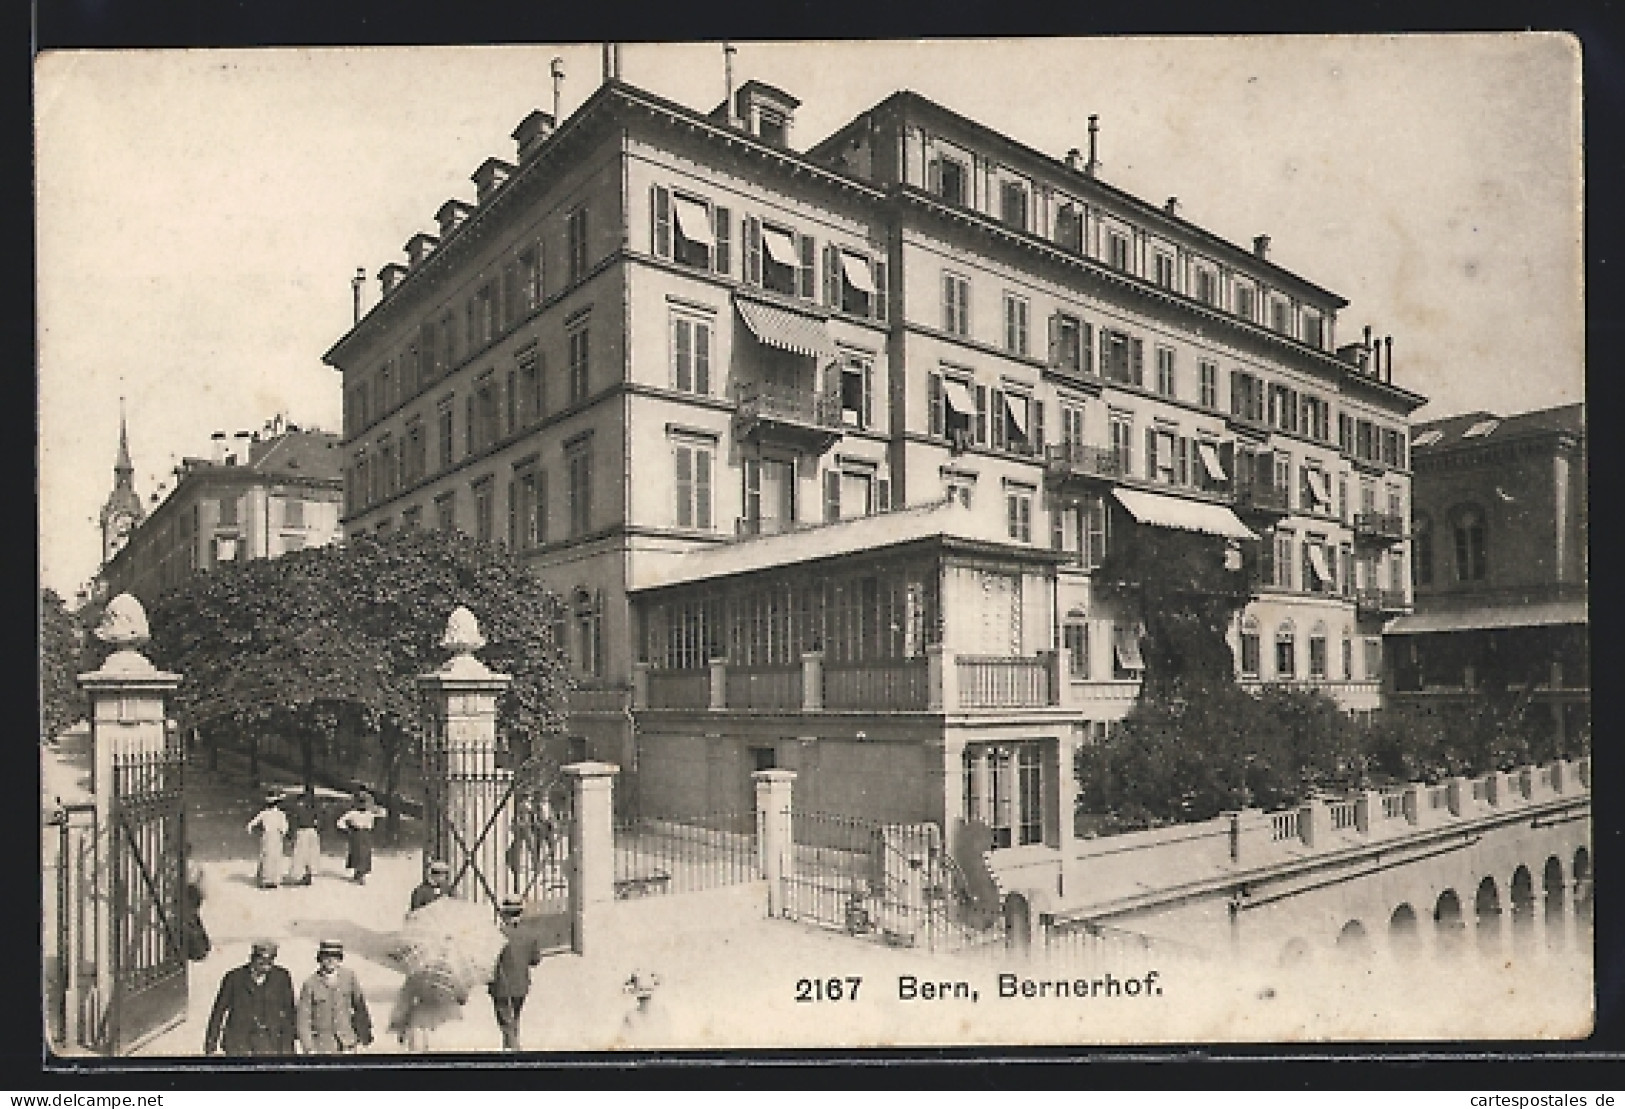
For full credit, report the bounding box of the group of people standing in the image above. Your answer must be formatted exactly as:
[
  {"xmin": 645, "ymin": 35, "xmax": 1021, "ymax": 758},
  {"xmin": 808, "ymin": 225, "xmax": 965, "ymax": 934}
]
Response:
[{"xmin": 245, "ymin": 788, "xmax": 382, "ymax": 887}]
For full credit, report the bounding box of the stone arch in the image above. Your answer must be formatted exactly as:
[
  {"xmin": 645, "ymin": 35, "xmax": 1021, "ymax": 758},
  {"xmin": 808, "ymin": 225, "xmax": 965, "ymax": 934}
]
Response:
[
  {"xmin": 1509, "ymin": 866, "xmax": 1537, "ymax": 951},
  {"xmin": 1434, "ymin": 888, "xmax": 1466, "ymax": 955},
  {"xmin": 1474, "ymin": 876, "xmax": 1502, "ymax": 955},
  {"xmin": 1574, "ymin": 847, "xmax": 1593, "ymax": 929},
  {"xmin": 1543, "ymin": 856, "xmax": 1567, "ymax": 948},
  {"xmin": 1335, "ymin": 919, "xmax": 1370, "ymax": 957},
  {"xmin": 1389, "ymin": 903, "xmax": 1421, "ymax": 957}
]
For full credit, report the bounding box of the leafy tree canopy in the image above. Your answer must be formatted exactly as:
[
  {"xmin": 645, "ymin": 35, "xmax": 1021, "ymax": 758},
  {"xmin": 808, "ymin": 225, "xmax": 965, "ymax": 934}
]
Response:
[{"xmin": 40, "ymin": 588, "xmax": 89, "ymax": 743}]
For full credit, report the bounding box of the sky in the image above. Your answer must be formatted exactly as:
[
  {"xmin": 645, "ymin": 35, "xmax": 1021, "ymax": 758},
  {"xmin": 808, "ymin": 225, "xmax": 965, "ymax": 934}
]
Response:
[{"xmin": 36, "ymin": 35, "xmax": 1583, "ymax": 599}]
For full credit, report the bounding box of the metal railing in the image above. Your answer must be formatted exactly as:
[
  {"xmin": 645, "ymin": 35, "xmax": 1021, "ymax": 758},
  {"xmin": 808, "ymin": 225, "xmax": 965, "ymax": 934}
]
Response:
[
  {"xmin": 1355, "ymin": 511, "xmax": 1406, "ymax": 540},
  {"xmin": 958, "ymin": 655, "xmax": 1053, "ymax": 708},
  {"xmin": 823, "ymin": 658, "xmax": 930, "ymax": 711},
  {"xmin": 736, "ymin": 383, "xmax": 843, "ymax": 429},
  {"xmin": 1235, "ymin": 482, "xmax": 1290, "ymax": 513},
  {"xmin": 1045, "ymin": 441, "xmax": 1123, "ymax": 479},
  {"xmin": 724, "ymin": 666, "xmax": 803, "ymax": 711},
  {"xmin": 612, "ymin": 810, "xmax": 759, "ymax": 899},
  {"xmin": 1356, "ymin": 588, "xmax": 1409, "ymax": 615},
  {"xmin": 1270, "ymin": 810, "xmax": 1301, "ymax": 842}
]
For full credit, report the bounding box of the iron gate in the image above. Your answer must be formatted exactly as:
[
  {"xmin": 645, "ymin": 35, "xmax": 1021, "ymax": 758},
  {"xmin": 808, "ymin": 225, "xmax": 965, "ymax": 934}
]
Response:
[
  {"xmin": 48, "ymin": 803, "xmax": 96, "ymax": 1051},
  {"xmin": 782, "ymin": 812, "xmax": 1007, "ymax": 953},
  {"xmin": 421, "ymin": 743, "xmax": 574, "ymax": 954},
  {"xmin": 107, "ymin": 730, "xmax": 189, "ymax": 1053}
]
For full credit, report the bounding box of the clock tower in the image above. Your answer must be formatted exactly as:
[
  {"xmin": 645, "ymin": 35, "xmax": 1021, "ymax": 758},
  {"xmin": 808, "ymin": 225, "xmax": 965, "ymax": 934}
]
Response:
[{"xmin": 99, "ymin": 401, "xmax": 145, "ymax": 567}]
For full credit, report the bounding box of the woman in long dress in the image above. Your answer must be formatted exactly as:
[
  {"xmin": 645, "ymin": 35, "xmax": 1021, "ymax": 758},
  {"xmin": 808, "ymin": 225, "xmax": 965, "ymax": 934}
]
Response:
[
  {"xmin": 246, "ymin": 792, "xmax": 289, "ymax": 889},
  {"xmin": 335, "ymin": 790, "xmax": 380, "ymax": 884},
  {"xmin": 183, "ymin": 842, "xmax": 211, "ymax": 960}
]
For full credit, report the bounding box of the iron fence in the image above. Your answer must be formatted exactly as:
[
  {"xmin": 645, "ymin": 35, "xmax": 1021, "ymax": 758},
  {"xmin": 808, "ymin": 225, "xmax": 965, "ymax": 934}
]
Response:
[{"xmin": 612, "ymin": 810, "xmax": 759, "ymax": 899}]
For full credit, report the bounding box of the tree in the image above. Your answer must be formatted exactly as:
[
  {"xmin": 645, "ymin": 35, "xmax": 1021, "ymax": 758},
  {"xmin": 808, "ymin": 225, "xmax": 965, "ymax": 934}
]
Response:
[
  {"xmin": 147, "ymin": 530, "xmax": 571, "ymax": 838},
  {"xmin": 40, "ymin": 588, "xmax": 88, "ymax": 743}
]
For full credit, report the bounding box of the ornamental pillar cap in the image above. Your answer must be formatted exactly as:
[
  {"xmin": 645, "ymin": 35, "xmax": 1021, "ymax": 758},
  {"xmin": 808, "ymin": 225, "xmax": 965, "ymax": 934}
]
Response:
[
  {"xmin": 420, "ymin": 605, "xmax": 510, "ymax": 686},
  {"xmin": 80, "ymin": 593, "xmax": 177, "ymax": 684}
]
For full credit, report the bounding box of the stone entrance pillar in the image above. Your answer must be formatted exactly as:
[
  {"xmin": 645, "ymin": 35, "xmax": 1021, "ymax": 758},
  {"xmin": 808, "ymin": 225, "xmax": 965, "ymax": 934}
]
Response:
[
  {"xmin": 564, "ymin": 761, "xmax": 618, "ymax": 955},
  {"xmin": 77, "ymin": 594, "xmax": 180, "ymax": 1052},
  {"xmin": 417, "ymin": 607, "xmax": 512, "ymax": 908},
  {"xmin": 754, "ymin": 769, "xmax": 795, "ymax": 917}
]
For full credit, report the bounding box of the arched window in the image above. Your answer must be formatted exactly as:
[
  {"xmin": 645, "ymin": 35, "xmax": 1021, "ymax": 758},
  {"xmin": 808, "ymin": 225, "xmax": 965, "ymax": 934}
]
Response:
[
  {"xmin": 1275, "ymin": 620, "xmax": 1296, "ymax": 680},
  {"xmin": 1413, "ymin": 512, "xmax": 1433, "ymax": 587},
  {"xmin": 1341, "ymin": 626, "xmax": 1354, "ymax": 680},
  {"xmin": 1451, "ymin": 504, "xmax": 1487, "ymax": 582},
  {"xmin": 1239, "ymin": 615, "xmax": 1261, "ymax": 678},
  {"xmin": 1308, "ymin": 620, "xmax": 1329, "ymax": 679}
]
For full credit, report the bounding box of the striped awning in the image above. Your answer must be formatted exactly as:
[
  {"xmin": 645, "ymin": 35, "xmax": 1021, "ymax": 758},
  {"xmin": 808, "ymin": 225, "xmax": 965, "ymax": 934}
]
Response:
[
  {"xmin": 1113, "ymin": 487, "xmax": 1257, "ymax": 541},
  {"xmin": 735, "ymin": 297, "xmax": 839, "ymax": 364},
  {"xmin": 1384, "ymin": 600, "xmax": 1587, "ymax": 635}
]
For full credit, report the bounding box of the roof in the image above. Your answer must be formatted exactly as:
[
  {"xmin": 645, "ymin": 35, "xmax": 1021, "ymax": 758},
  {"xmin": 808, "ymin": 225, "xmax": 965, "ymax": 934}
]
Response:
[
  {"xmin": 1383, "ymin": 599, "xmax": 1588, "ymax": 636},
  {"xmin": 628, "ymin": 499, "xmax": 1059, "ymax": 593},
  {"xmin": 1112, "ymin": 488, "xmax": 1257, "ymax": 541},
  {"xmin": 248, "ymin": 429, "xmax": 344, "ymax": 481},
  {"xmin": 1412, "ymin": 402, "xmax": 1584, "ymax": 453}
]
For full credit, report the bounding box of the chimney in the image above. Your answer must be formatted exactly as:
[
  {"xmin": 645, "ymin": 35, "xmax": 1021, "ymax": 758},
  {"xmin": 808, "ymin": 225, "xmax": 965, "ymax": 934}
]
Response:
[
  {"xmin": 378, "ymin": 262, "xmax": 409, "ymax": 297},
  {"xmin": 1363, "ymin": 325, "xmax": 1375, "ymax": 375},
  {"xmin": 724, "ymin": 43, "xmax": 738, "ymax": 127},
  {"xmin": 1164, "ymin": 196, "xmax": 1180, "ymax": 217},
  {"xmin": 551, "ymin": 57, "xmax": 565, "ymax": 125},
  {"xmin": 472, "ymin": 158, "xmax": 517, "ymax": 204},
  {"xmin": 1384, "ymin": 335, "xmax": 1394, "ymax": 383},
  {"xmin": 351, "ymin": 266, "xmax": 366, "ymax": 324},
  {"xmin": 1064, "ymin": 148, "xmax": 1082, "ymax": 170},
  {"xmin": 404, "ymin": 232, "xmax": 439, "ymax": 268},
  {"xmin": 512, "ymin": 109, "xmax": 556, "ymax": 162},
  {"xmin": 211, "ymin": 431, "xmax": 227, "ymax": 465},
  {"xmin": 1253, "ymin": 234, "xmax": 1271, "ymax": 260},
  {"xmin": 435, "ymin": 199, "xmax": 476, "ymax": 239},
  {"xmin": 602, "ymin": 43, "xmax": 621, "ymax": 83},
  {"xmin": 1085, "ymin": 115, "xmax": 1101, "ymax": 176},
  {"xmin": 233, "ymin": 431, "xmax": 252, "ymax": 467}
]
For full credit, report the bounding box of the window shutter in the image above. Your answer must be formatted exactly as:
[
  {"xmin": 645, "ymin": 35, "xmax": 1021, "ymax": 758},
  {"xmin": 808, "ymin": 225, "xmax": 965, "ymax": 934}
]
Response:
[
  {"xmin": 862, "ymin": 364, "xmax": 874, "ymax": 430},
  {"xmin": 1100, "ymin": 329, "xmax": 1111, "ymax": 379},
  {"xmin": 941, "ymin": 274, "xmax": 954, "ymax": 331},
  {"xmin": 927, "ymin": 157, "xmax": 941, "ymax": 194},
  {"xmin": 744, "ymin": 216, "xmax": 761, "ymax": 285},
  {"xmin": 507, "ymin": 480, "xmax": 518, "ymax": 547},
  {"xmin": 823, "ymin": 244, "xmax": 838, "ymax": 308},
  {"xmin": 673, "ymin": 318, "xmax": 690, "ymax": 391},
  {"xmin": 1082, "ymin": 321, "xmax": 1094, "ymax": 375},
  {"xmin": 1130, "ymin": 338, "xmax": 1144, "ymax": 387},
  {"xmin": 1220, "ymin": 442, "xmax": 1235, "ymax": 487},
  {"xmin": 1145, "ymin": 427, "xmax": 1157, "ymax": 480},
  {"xmin": 674, "ymin": 445, "xmax": 692, "ymax": 528},
  {"xmin": 695, "ymin": 323, "xmax": 711, "ymax": 394},
  {"xmin": 1230, "ymin": 370, "xmax": 1242, "ymax": 417},
  {"xmin": 822, "ymin": 362, "xmax": 841, "ymax": 404},
  {"xmin": 652, "ymin": 185, "xmax": 671, "ymax": 258},
  {"xmin": 974, "ymin": 385, "xmax": 988, "ymax": 444},
  {"xmin": 465, "ymin": 394, "xmax": 476, "ymax": 455},
  {"xmin": 714, "ymin": 206, "xmax": 731, "ymax": 275},
  {"xmin": 824, "ymin": 470, "xmax": 841, "ymax": 521},
  {"xmin": 991, "ymin": 388, "xmax": 1006, "ymax": 450},
  {"xmin": 1177, "ymin": 436, "xmax": 1189, "ymax": 485},
  {"xmin": 1031, "ymin": 397, "xmax": 1044, "ymax": 451},
  {"xmin": 1048, "ymin": 313, "xmax": 1060, "ymax": 367},
  {"xmin": 873, "ymin": 258, "xmax": 888, "ymax": 322},
  {"xmin": 1050, "ymin": 502, "xmax": 1064, "ymax": 550},
  {"xmin": 876, "ymin": 477, "xmax": 891, "ymax": 513},
  {"xmin": 695, "ymin": 448, "xmax": 712, "ymax": 529},
  {"xmin": 928, "ymin": 374, "xmax": 944, "ymax": 437},
  {"xmin": 799, "ymin": 234, "xmax": 816, "ymax": 299}
]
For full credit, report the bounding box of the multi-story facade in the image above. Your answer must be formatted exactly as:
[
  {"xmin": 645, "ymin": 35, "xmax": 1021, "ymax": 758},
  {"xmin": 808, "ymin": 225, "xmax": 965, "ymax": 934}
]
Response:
[
  {"xmin": 97, "ymin": 420, "xmax": 344, "ymax": 607},
  {"xmin": 1385, "ymin": 403, "xmax": 1587, "ymax": 746},
  {"xmin": 326, "ymin": 70, "xmax": 1424, "ymax": 852}
]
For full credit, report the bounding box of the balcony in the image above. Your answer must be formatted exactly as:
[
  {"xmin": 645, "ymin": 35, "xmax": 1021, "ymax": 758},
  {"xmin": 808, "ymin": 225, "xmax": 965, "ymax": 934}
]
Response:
[
  {"xmin": 734, "ymin": 383, "xmax": 843, "ymax": 454},
  {"xmin": 1354, "ymin": 511, "xmax": 1406, "ymax": 543},
  {"xmin": 1234, "ymin": 481, "xmax": 1290, "ymax": 516},
  {"xmin": 1045, "ymin": 442, "xmax": 1124, "ymax": 483},
  {"xmin": 1355, "ymin": 588, "xmax": 1410, "ymax": 617},
  {"xmin": 735, "ymin": 516, "xmax": 805, "ymax": 538}
]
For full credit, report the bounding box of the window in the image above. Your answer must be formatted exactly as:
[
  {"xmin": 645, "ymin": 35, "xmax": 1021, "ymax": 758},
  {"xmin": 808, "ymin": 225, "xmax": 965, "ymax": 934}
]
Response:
[
  {"xmin": 1309, "ymin": 621, "xmax": 1328, "ymax": 679},
  {"xmin": 743, "ymin": 456, "xmax": 795, "ymax": 533},
  {"xmin": 1342, "ymin": 630, "xmax": 1354, "ymax": 680},
  {"xmin": 435, "ymin": 492, "xmax": 456, "ymax": 532},
  {"xmin": 665, "ymin": 191, "xmax": 715, "ymax": 269},
  {"xmin": 437, "ymin": 401, "xmax": 455, "ymax": 470},
  {"xmin": 1235, "ymin": 284, "xmax": 1255, "ymax": 320},
  {"xmin": 1109, "ymin": 410, "xmax": 1133, "ymax": 475},
  {"xmin": 473, "ymin": 478, "xmax": 494, "ymax": 543},
  {"xmin": 567, "ymin": 206, "xmax": 589, "ymax": 284},
  {"xmin": 519, "ymin": 349, "xmax": 543, "ymax": 425},
  {"xmin": 1273, "ymin": 529, "xmax": 1294, "ymax": 590},
  {"xmin": 1062, "ymin": 619, "xmax": 1090, "ymax": 679},
  {"xmin": 401, "ymin": 505, "xmax": 422, "ymax": 531},
  {"xmin": 758, "ymin": 222, "xmax": 802, "ymax": 297},
  {"xmin": 1199, "ymin": 360, "xmax": 1218, "ymax": 409},
  {"xmin": 1411, "ymin": 429, "xmax": 1443, "ymax": 448},
  {"xmin": 930, "ymin": 370, "xmax": 978, "ymax": 444},
  {"xmin": 839, "ymin": 355, "xmax": 873, "ymax": 429},
  {"xmin": 1269, "ymin": 297, "xmax": 1289, "ymax": 334},
  {"xmin": 513, "ymin": 468, "xmax": 542, "ymax": 548},
  {"xmin": 1005, "ymin": 485, "xmax": 1033, "ymax": 543},
  {"xmin": 834, "ymin": 248, "xmax": 878, "ymax": 317},
  {"xmin": 1002, "ymin": 293, "xmax": 1029, "ymax": 356},
  {"xmin": 1303, "ymin": 313, "xmax": 1324, "ymax": 349},
  {"xmin": 1414, "ymin": 513, "xmax": 1433, "ymax": 586},
  {"xmin": 963, "ymin": 742, "xmax": 1044, "ymax": 848},
  {"xmin": 1155, "ymin": 347, "xmax": 1176, "ymax": 397},
  {"xmin": 942, "ymin": 272, "xmax": 970, "ymax": 335},
  {"xmin": 992, "ymin": 390, "xmax": 1036, "ymax": 454},
  {"xmin": 567, "ymin": 440, "xmax": 592, "ymax": 538},
  {"xmin": 568, "ymin": 323, "xmax": 590, "ymax": 404},
  {"xmin": 1302, "ymin": 535, "xmax": 1333, "ymax": 594},
  {"xmin": 283, "ymin": 498, "xmax": 305, "ymax": 528},
  {"xmin": 1059, "ymin": 401, "xmax": 1085, "ymax": 448},
  {"xmin": 931, "ymin": 156, "xmax": 967, "ymax": 205},
  {"xmin": 1451, "ymin": 504, "xmax": 1487, "ymax": 581},
  {"xmin": 1107, "ymin": 231, "xmax": 1129, "ymax": 272},
  {"xmin": 1112, "ymin": 624, "xmax": 1144, "ymax": 680},
  {"xmin": 217, "ymin": 495, "xmax": 238, "ymax": 527},
  {"xmin": 1463, "ymin": 419, "xmax": 1499, "ymax": 439},
  {"xmin": 824, "ymin": 467, "xmax": 880, "ymax": 521},
  {"xmin": 673, "ymin": 439, "xmax": 714, "ymax": 530},
  {"xmin": 574, "ymin": 589, "xmax": 604, "ymax": 678},
  {"xmin": 1051, "ymin": 313, "xmax": 1087, "ymax": 373},
  {"xmin": 1231, "ymin": 371, "xmax": 1265, "ymax": 423},
  {"xmin": 1301, "ymin": 463, "xmax": 1332, "ymax": 515},
  {"xmin": 999, "ymin": 181, "xmax": 1028, "ymax": 231},
  {"xmin": 518, "ymin": 245, "xmax": 542, "ymax": 312},
  {"xmin": 1055, "ymin": 203, "xmax": 1083, "ymax": 252},
  {"xmin": 1195, "ymin": 268, "xmax": 1216, "ymax": 305},
  {"xmin": 671, "ymin": 314, "xmax": 712, "ymax": 395},
  {"xmin": 1101, "ymin": 329, "xmax": 1142, "ymax": 386},
  {"xmin": 1239, "ymin": 616, "xmax": 1261, "ymax": 678},
  {"xmin": 1154, "ymin": 252, "xmax": 1175, "ymax": 289},
  {"xmin": 1274, "ymin": 451, "xmax": 1292, "ymax": 506},
  {"xmin": 1275, "ymin": 621, "xmax": 1296, "ymax": 679}
]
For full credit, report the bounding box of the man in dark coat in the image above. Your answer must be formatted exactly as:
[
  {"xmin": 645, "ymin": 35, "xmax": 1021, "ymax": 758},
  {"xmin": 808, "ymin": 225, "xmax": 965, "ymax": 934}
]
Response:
[
  {"xmin": 408, "ymin": 860, "xmax": 451, "ymax": 912},
  {"xmin": 204, "ymin": 941, "xmax": 298, "ymax": 1056},
  {"xmin": 488, "ymin": 897, "xmax": 545, "ymax": 1051}
]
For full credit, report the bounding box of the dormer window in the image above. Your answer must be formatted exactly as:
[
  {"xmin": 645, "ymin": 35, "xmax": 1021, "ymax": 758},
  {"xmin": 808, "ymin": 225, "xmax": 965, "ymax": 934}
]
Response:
[
  {"xmin": 1154, "ymin": 252, "xmax": 1175, "ymax": 290},
  {"xmin": 999, "ymin": 181, "xmax": 1029, "ymax": 232},
  {"xmin": 1235, "ymin": 284, "xmax": 1256, "ymax": 320},
  {"xmin": 930, "ymin": 156, "xmax": 968, "ymax": 206},
  {"xmin": 757, "ymin": 107, "xmax": 788, "ymax": 146},
  {"xmin": 1195, "ymin": 268, "xmax": 1217, "ymax": 305},
  {"xmin": 1055, "ymin": 203, "xmax": 1084, "ymax": 253},
  {"xmin": 1107, "ymin": 230, "xmax": 1130, "ymax": 272}
]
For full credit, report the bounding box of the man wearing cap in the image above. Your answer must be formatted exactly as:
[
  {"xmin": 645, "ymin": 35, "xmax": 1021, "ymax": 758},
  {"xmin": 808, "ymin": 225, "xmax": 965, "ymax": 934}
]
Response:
[
  {"xmin": 246, "ymin": 792, "xmax": 289, "ymax": 890},
  {"xmin": 296, "ymin": 940, "xmax": 374, "ymax": 1055},
  {"xmin": 488, "ymin": 897, "xmax": 545, "ymax": 1051},
  {"xmin": 204, "ymin": 941, "xmax": 297, "ymax": 1056},
  {"xmin": 409, "ymin": 860, "xmax": 452, "ymax": 912}
]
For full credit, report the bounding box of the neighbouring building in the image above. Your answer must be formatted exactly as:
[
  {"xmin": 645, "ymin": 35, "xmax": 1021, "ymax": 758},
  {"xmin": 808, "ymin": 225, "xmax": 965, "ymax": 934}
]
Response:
[
  {"xmin": 324, "ymin": 60, "xmax": 1425, "ymax": 855},
  {"xmin": 1384, "ymin": 403, "xmax": 1587, "ymax": 748},
  {"xmin": 96, "ymin": 417, "xmax": 345, "ymax": 607}
]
